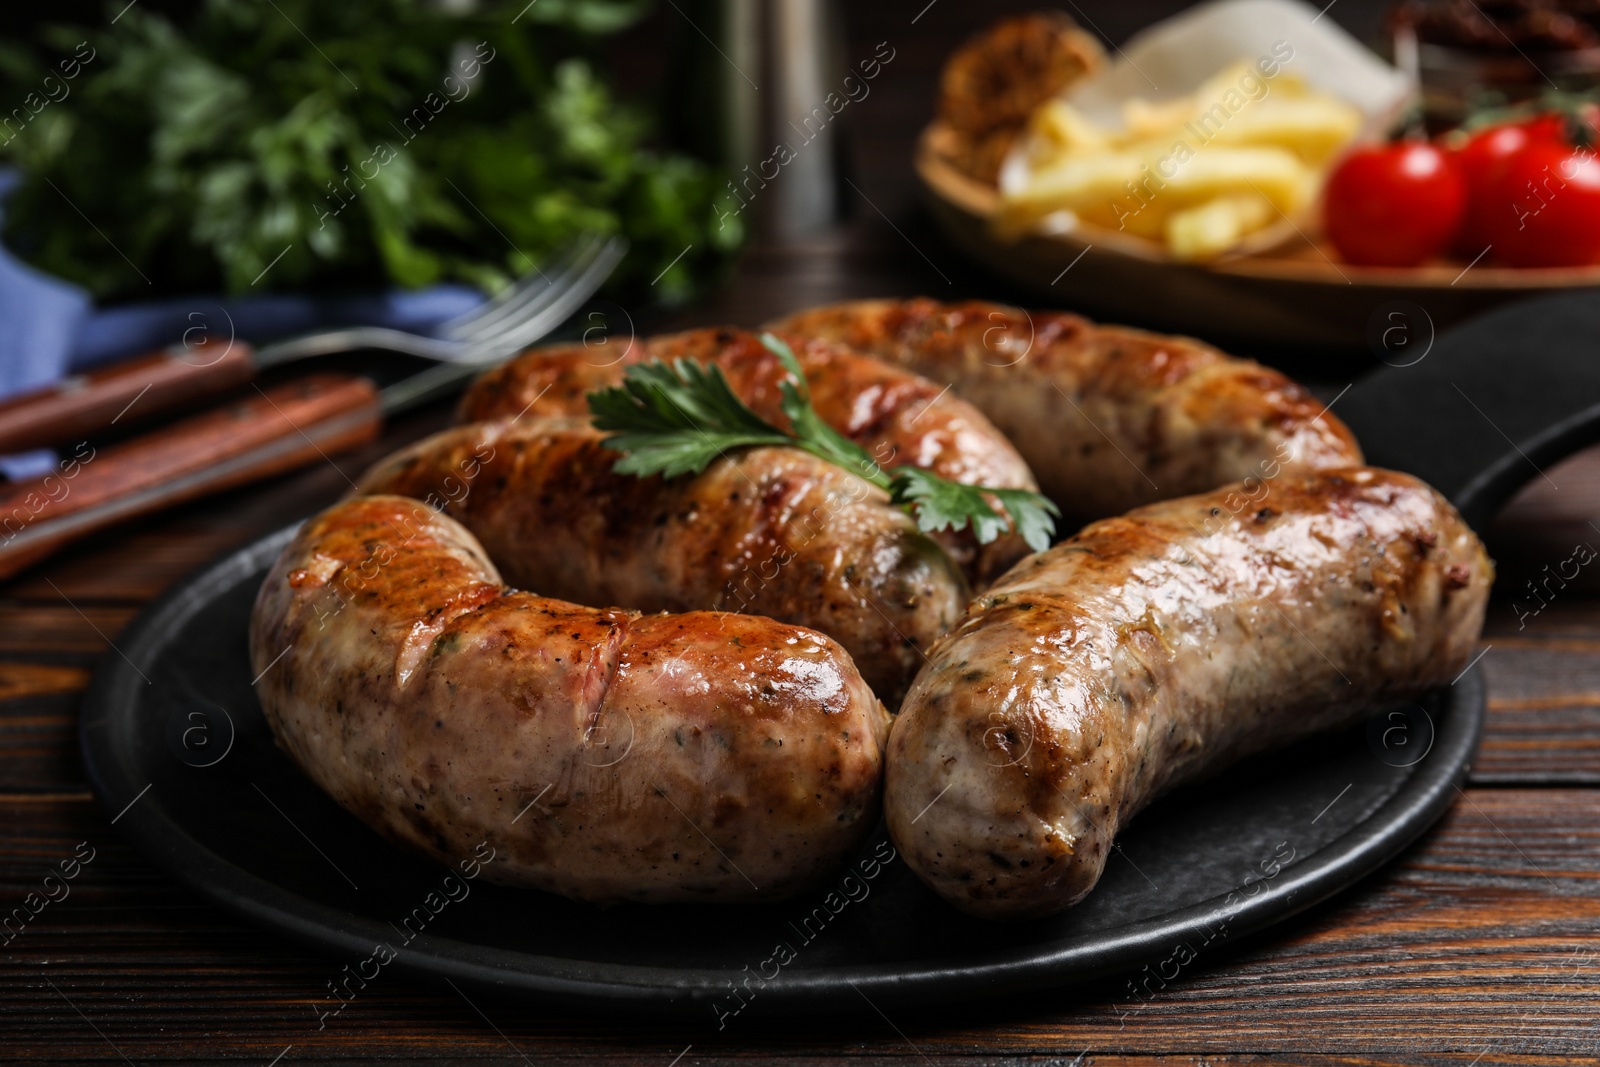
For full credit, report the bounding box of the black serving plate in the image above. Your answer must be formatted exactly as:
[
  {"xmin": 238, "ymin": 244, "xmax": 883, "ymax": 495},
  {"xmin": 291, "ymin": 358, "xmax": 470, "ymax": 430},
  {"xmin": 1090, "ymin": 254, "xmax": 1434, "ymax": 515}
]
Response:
[
  {"xmin": 84, "ymin": 290, "xmax": 1600, "ymax": 1020},
  {"xmin": 78, "ymin": 541, "xmax": 1480, "ymax": 1018}
]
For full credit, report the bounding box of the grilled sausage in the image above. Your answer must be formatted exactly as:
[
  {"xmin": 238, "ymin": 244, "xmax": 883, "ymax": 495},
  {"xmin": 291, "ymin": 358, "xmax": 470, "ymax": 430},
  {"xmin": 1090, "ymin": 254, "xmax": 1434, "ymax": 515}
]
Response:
[
  {"xmin": 249, "ymin": 495, "xmax": 891, "ymax": 904},
  {"xmin": 884, "ymin": 467, "xmax": 1492, "ymax": 919},
  {"xmin": 353, "ymin": 417, "xmax": 968, "ymax": 704},
  {"xmin": 768, "ymin": 298, "xmax": 1364, "ymax": 519},
  {"xmin": 457, "ymin": 325, "xmax": 1038, "ymax": 585}
]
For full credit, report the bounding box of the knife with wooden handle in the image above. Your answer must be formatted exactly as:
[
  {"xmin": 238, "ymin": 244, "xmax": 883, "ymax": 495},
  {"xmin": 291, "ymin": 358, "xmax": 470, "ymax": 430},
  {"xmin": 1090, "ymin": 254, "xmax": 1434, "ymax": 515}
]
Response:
[
  {"xmin": 0, "ymin": 343, "xmax": 262, "ymax": 456},
  {"xmin": 0, "ymin": 359, "xmax": 479, "ymax": 579},
  {"xmin": 0, "ymin": 235, "xmax": 628, "ymax": 457},
  {"xmin": 0, "ymin": 322, "xmax": 465, "ymax": 456}
]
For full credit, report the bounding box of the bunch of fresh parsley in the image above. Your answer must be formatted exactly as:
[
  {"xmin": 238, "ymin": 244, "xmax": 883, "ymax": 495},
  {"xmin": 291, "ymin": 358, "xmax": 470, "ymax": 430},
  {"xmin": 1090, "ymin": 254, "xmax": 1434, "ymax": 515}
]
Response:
[
  {"xmin": 0, "ymin": 0, "xmax": 740, "ymax": 303},
  {"xmin": 589, "ymin": 335, "xmax": 1060, "ymax": 551}
]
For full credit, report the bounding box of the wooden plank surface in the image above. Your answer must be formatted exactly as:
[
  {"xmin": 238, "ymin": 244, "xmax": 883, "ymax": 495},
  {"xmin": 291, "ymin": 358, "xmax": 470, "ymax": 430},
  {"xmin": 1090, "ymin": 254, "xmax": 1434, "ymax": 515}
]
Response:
[
  {"xmin": 2, "ymin": 308, "xmax": 1597, "ymax": 1067},
  {"xmin": 4, "ymin": 1, "xmax": 1600, "ymax": 1062},
  {"xmin": 1, "ymin": 791, "xmax": 1597, "ymax": 1064}
]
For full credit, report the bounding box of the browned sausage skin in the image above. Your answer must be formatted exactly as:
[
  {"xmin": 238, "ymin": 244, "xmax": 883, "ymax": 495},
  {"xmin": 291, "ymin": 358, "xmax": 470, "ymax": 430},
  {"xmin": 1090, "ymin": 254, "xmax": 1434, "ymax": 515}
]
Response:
[
  {"xmin": 457, "ymin": 325, "xmax": 1038, "ymax": 585},
  {"xmin": 249, "ymin": 495, "xmax": 890, "ymax": 904},
  {"xmin": 767, "ymin": 298, "xmax": 1364, "ymax": 519},
  {"xmin": 354, "ymin": 417, "xmax": 968, "ymax": 704},
  {"xmin": 884, "ymin": 468, "xmax": 1491, "ymax": 920}
]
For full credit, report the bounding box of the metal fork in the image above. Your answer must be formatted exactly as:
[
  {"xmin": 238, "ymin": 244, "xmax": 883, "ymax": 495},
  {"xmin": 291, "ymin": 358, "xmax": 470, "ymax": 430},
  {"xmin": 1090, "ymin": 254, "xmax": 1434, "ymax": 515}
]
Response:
[
  {"xmin": 0, "ymin": 234, "xmax": 627, "ymax": 455},
  {"xmin": 0, "ymin": 234, "xmax": 628, "ymax": 579},
  {"xmin": 255, "ymin": 233, "xmax": 625, "ymax": 366}
]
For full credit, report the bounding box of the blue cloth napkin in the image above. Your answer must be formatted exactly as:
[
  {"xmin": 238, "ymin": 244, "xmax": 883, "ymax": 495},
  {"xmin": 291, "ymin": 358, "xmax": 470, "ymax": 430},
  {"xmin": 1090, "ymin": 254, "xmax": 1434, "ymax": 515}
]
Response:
[
  {"xmin": 66, "ymin": 285, "xmax": 486, "ymax": 372},
  {"xmin": 0, "ymin": 204, "xmax": 485, "ymax": 477}
]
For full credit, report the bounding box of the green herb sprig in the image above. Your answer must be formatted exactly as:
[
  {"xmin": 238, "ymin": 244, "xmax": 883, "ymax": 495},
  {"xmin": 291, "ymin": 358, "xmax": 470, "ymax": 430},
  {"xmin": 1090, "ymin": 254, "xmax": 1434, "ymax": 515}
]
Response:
[
  {"xmin": 0, "ymin": 0, "xmax": 739, "ymax": 302},
  {"xmin": 587, "ymin": 333, "xmax": 1059, "ymax": 551}
]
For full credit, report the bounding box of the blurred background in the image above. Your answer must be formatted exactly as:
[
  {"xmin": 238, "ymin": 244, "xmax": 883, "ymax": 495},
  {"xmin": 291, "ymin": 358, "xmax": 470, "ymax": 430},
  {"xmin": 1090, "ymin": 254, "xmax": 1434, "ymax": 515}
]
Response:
[
  {"xmin": 0, "ymin": 0, "xmax": 1403, "ymax": 330},
  {"xmin": 6, "ymin": 6, "xmax": 1600, "ymax": 1060},
  {"xmin": 0, "ymin": 0, "xmax": 1596, "ymax": 578}
]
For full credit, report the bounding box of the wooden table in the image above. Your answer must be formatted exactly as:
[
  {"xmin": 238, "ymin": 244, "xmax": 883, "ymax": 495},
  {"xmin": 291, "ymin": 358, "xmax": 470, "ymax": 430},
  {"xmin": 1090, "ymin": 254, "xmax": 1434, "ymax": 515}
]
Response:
[{"xmin": 6, "ymin": 3, "xmax": 1600, "ymax": 1063}]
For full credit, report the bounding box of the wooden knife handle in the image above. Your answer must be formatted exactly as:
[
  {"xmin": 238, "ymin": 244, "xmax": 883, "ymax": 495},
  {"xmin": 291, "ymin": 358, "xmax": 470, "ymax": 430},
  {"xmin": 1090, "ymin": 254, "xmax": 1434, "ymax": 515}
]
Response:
[
  {"xmin": 0, "ymin": 341, "xmax": 258, "ymax": 455},
  {"xmin": 0, "ymin": 374, "xmax": 380, "ymax": 580}
]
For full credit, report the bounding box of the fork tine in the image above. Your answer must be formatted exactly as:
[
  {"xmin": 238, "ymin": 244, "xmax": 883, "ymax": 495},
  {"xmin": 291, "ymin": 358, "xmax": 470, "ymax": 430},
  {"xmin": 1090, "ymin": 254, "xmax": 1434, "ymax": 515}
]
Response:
[
  {"xmin": 465, "ymin": 236, "xmax": 609, "ymax": 351},
  {"xmin": 433, "ymin": 262, "xmax": 550, "ymax": 339},
  {"xmin": 445, "ymin": 234, "xmax": 604, "ymax": 343},
  {"xmin": 434, "ymin": 235, "xmax": 585, "ymax": 341},
  {"xmin": 445, "ymin": 242, "xmax": 598, "ymax": 352},
  {"xmin": 461, "ymin": 236, "xmax": 626, "ymax": 360}
]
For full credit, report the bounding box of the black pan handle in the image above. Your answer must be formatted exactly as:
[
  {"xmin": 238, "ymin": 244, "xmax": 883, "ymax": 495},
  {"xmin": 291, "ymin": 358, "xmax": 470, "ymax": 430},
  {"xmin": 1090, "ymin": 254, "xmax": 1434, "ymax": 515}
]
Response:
[{"xmin": 1338, "ymin": 291, "xmax": 1600, "ymax": 531}]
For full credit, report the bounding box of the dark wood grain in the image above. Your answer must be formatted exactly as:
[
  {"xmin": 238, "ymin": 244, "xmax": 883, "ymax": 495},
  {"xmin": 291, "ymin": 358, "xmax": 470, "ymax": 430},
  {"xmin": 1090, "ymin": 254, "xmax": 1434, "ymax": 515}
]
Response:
[
  {"xmin": 3, "ymin": 1, "xmax": 1599, "ymax": 1062},
  {"xmin": 2, "ymin": 791, "xmax": 1598, "ymax": 1064},
  {"xmin": 1, "ymin": 363, "xmax": 1597, "ymax": 1067}
]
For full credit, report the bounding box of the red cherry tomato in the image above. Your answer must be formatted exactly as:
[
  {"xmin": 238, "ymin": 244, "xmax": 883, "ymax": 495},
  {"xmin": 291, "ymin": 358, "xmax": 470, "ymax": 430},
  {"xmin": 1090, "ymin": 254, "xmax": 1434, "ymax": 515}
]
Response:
[
  {"xmin": 1452, "ymin": 117, "xmax": 1568, "ymax": 251},
  {"xmin": 1323, "ymin": 142, "xmax": 1467, "ymax": 267},
  {"xmin": 1583, "ymin": 104, "xmax": 1600, "ymax": 141},
  {"xmin": 1481, "ymin": 142, "xmax": 1600, "ymax": 267}
]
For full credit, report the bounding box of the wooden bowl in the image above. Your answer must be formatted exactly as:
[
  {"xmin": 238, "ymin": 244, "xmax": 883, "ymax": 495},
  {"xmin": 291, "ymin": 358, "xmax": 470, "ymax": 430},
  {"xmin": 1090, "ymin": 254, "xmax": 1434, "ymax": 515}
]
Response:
[{"xmin": 916, "ymin": 122, "xmax": 1600, "ymax": 353}]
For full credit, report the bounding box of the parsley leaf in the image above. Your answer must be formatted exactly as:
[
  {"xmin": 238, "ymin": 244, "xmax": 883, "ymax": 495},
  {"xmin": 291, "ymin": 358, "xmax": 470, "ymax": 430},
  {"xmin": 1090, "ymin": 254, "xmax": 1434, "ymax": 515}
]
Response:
[
  {"xmin": 0, "ymin": 0, "xmax": 740, "ymax": 302},
  {"xmin": 587, "ymin": 358, "xmax": 790, "ymax": 479},
  {"xmin": 890, "ymin": 466, "xmax": 1012, "ymax": 545},
  {"xmin": 983, "ymin": 488, "xmax": 1062, "ymax": 554},
  {"xmin": 587, "ymin": 337, "xmax": 1060, "ymax": 552},
  {"xmin": 760, "ymin": 333, "xmax": 894, "ymax": 489}
]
